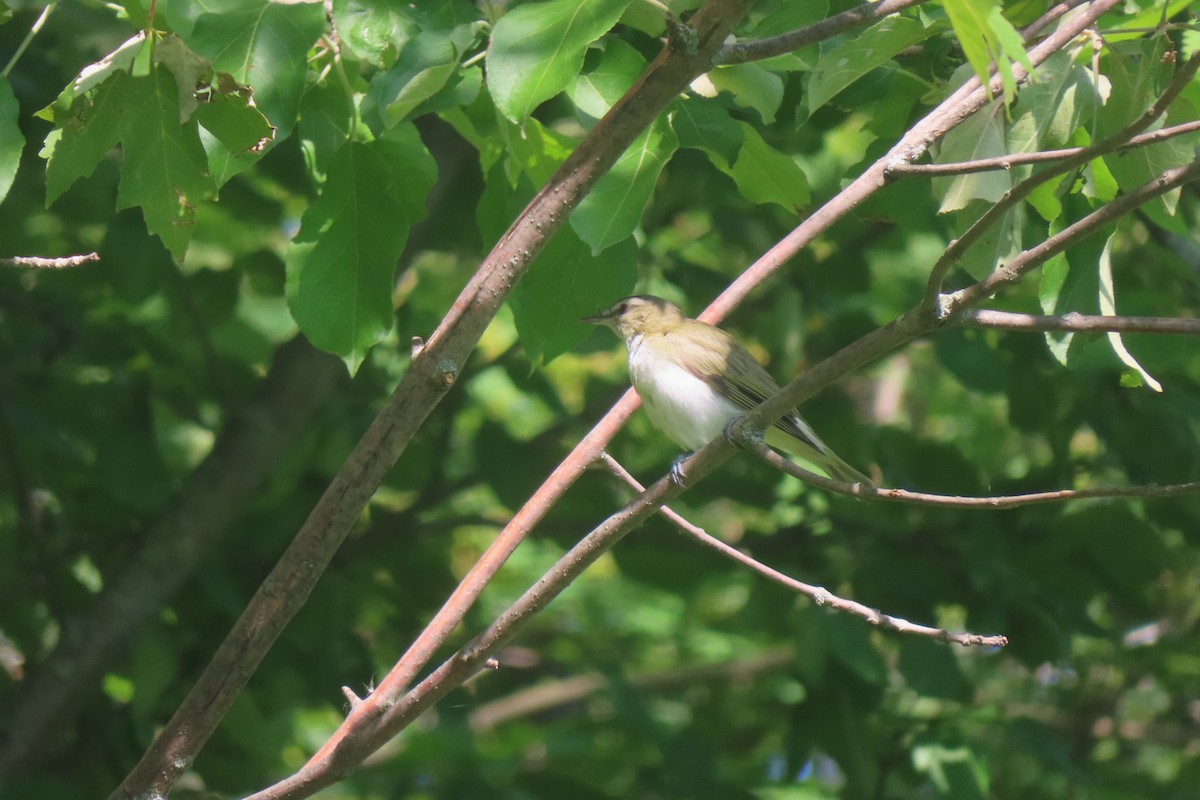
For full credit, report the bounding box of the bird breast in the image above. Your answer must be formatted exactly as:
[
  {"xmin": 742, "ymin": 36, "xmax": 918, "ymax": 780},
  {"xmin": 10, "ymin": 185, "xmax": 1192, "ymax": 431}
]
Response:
[{"xmin": 626, "ymin": 335, "xmax": 742, "ymax": 451}]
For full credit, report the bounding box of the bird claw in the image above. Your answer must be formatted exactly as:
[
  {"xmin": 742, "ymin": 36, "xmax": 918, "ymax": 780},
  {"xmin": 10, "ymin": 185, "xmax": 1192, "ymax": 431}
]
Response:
[{"xmin": 670, "ymin": 454, "xmax": 691, "ymax": 485}]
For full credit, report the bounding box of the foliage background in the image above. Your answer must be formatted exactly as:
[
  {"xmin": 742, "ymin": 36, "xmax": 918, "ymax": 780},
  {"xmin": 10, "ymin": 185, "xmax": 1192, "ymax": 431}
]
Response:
[{"xmin": 0, "ymin": 0, "xmax": 1198, "ymax": 798}]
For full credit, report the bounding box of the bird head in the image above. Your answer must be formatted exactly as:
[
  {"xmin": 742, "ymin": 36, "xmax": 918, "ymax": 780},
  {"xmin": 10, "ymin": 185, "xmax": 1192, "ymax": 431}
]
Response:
[{"xmin": 582, "ymin": 295, "xmax": 687, "ymax": 340}]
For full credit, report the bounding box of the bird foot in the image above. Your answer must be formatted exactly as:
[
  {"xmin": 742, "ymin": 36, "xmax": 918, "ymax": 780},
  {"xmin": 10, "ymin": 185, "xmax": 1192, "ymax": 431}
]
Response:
[{"xmin": 670, "ymin": 454, "xmax": 691, "ymax": 485}]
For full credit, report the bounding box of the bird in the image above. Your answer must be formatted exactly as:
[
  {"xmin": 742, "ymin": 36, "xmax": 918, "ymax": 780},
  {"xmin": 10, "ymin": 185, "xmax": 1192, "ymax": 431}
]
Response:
[{"xmin": 583, "ymin": 295, "xmax": 872, "ymax": 486}]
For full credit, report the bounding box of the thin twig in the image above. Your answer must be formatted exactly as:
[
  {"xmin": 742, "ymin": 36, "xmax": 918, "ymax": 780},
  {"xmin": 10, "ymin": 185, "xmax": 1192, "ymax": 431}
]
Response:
[
  {"xmin": 1, "ymin": 252, "xmax": 99, "ymax": 269},
  {"xmin": 717, "ymin": 0, "xmax": 928, "ymax": 65},
  {"xmin": 601, "ymin": 451, "xmax": 1005, "ymax": 646},
  {"xmin": 955, "ymin": 309, "xmax": 1200, "ymax": 335},
  {"xmin": 596, "ymin": 451, "xmax": 706, "ymax": 536},
  {"xmin": 2, "ymin": 1, "xmax": 57, "ymax": 77},
  {"xmin": 887, "ymin": 120, "xmax": 1200, "ymax": 178},
  {"xmin": 752, "ymin": 444, "xmax": 1200, "ymax": 509}
]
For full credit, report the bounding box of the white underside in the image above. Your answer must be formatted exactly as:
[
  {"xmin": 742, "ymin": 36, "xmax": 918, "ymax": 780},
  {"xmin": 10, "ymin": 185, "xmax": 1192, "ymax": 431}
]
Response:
[{"xmin": 627, "ymin": 335, "xmax": 741, "ymax": 451}]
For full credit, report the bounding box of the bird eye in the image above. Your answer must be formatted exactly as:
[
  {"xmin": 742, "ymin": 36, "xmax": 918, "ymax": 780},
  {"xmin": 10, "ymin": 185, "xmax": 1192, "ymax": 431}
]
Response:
[{"xmin": 616, "ymin": 301, "xmax": 628, "ymax": 314}]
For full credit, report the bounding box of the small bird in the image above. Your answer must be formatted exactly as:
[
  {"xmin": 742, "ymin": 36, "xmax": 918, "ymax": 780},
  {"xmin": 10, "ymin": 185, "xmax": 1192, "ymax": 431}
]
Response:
[{"xmin": 583, "ymin": 295, "xmax": 871, "ymax": 485}]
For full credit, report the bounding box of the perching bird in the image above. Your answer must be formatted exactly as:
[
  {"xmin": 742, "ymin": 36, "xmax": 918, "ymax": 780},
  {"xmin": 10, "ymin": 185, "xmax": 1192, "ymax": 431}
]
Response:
[{"xmin": 583, "ymin": 295, "xmax": 872, "ymax": 486}]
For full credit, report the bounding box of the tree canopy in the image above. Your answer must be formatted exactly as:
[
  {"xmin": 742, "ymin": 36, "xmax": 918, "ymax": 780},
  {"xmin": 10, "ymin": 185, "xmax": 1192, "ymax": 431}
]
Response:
[{"xmin": 1, "ymin": 0, "xmax": 1199, "ymax": 798}]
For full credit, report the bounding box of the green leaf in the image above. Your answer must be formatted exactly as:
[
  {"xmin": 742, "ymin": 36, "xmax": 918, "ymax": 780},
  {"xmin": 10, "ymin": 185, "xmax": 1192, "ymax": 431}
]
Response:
[
  {"xmin": 115, "ymin": 69, "xmax": 216, "ymax": 259},
  {"xmin": 0, "ymin": 76, "xmax": 25, "ymax": 204},
  {"xmin": 566, "ymin": 38, "xmax": 645, "ymax": 121},
  {"xmin": 718, "ymin": 122, "xmax": 809, "ymax": 212},
  {"xmin": 298, "ymin": 83, "xmax": 360, "ymax": 184},
  {"xmin": 1038, "ymin": 252, "xmax": 1070, "ymax": 365},
  {"xmin": 1006, "ymin": 51, "xmax": 1100, "ymax": 157},
  {"xmin": 1038, "ymin": 209, "xmax": 1113, "ymax": 366},
  {"xmin": 371, "ymin": 122, "xmax": 438, "ymax": 224},
  {"xmin": 192, "ymin": 85, "xmax": 274, "ymax": 155},
  {"xmin": 571, "ymin": 117, "xmax": 677, "ymax": 253},
  {"xmin": 43, "ymin": 73, "xmax": 127, "ymax": 204},
  {"xmin": 709, "ymin": 64, "xmax": 784, "ymax": 124},
  {"xmin": 934, "ymin": 105, "xmax": 1010, "ymax": 213},
  {"xmin": 331, "ymin": 0, "xmax": 419, "ymax": 67},
  {"xmin": 478, "ymin": 165, "xmax": 636, "ymax": 364},
  {"xmin": 285, "ymin": 140, "xmax": 416, "ymax": 371},
  {"xmin": 670, "ymin": 97, "xmax": 744, "ymax": 167},
  {"xmin": 184, "ymin": 0, "xmax": 326, "ymax": 139},
  {"xmin": 502, "ymin": 115, "xmax": 577, "ymax": 186},
  {"xmin": 487, "ymin": 0, "xmax": 632, "ymax": 124},
  {"xmin": 363, "ymin": 22, "xmax": 483, "ymax": 130},
  {"xmin": 1098, "ymin": 236, "xmax": 1162, "ymax": 392},
  {"xmin": 898, "ymin": 638, "xmax": 972, "ymax": 702},
  {"xmin": 807, "ymin": 16, "xmax": 929, "ymax": 113}
]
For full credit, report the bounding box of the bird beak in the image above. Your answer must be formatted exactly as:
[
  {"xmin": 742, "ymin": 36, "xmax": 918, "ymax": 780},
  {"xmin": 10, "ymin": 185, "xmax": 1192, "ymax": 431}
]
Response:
[{"xmin": 580, "ymin": 311, "xmax": 608, "ymax": 325}]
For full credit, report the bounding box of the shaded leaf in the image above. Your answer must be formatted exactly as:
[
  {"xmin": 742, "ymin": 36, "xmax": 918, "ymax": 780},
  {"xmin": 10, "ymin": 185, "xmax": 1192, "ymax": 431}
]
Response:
[
  {"xmin": 487, "ymin": 0, "xmax": 632, "ymax": 123},
  {"xmin": 571, "ymin": 118, "xmax": 677, "ymax": 253},
  {"xmin": 285, "ymin": 140, "xmax": 415, "ymax": 371},
  {"xmin": 718, "ymin": 122, "xmax": 810, "ymax": 212},
  {"xmin": 114, "ymin": 69, "xmax": 216, "ymax": 259},
  {"xmin": 478, "ymin": 165, "xmax": 636, "ymax": 364},
  {"xmin": 807, "ymin": 16, "xmax": 929, "ymax": 113}
]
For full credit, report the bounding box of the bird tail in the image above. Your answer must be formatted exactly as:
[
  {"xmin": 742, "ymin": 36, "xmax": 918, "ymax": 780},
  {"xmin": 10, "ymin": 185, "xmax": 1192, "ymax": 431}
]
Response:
[{"xmin": 765, "ymin": 427, "xmax": 874, "ymax": 488}]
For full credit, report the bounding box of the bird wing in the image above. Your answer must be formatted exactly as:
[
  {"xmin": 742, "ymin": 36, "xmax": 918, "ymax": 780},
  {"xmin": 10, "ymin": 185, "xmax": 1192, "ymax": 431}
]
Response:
[{"xmin": 668, "ymin": 321, "xmax": 826, "ymax": 453}]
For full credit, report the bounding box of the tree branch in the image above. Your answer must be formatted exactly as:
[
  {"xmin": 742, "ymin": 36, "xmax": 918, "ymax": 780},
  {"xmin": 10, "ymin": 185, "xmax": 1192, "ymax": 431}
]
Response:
[
  {"xmin": 752, "ymin": 443, "xmax": 1200, "ymax": 509},
  {"xmin": 733, "ymin": 155, "xmax": 1200, "ymax": 464},
  {"xmin": 0, "ymin": 252, "xmax": 99, "ymax": 269},
  {"xmin": 703, "ymin": 0, "xmax": 1122, "ymax": 325},
  {"xmin": 954, "ymin": 309, "xmax": 1200, "ymax": 335},
  {"xmin": 886, "ymin": 120, "xmax": 1200, "ymax": 178},
  {"xmin": 716, "ymin": 0, "xmax": 928, "ymax": 65},
  {"xmin": 602, "ymin": 451, "xmax": 1005, "ymax": 647}
]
